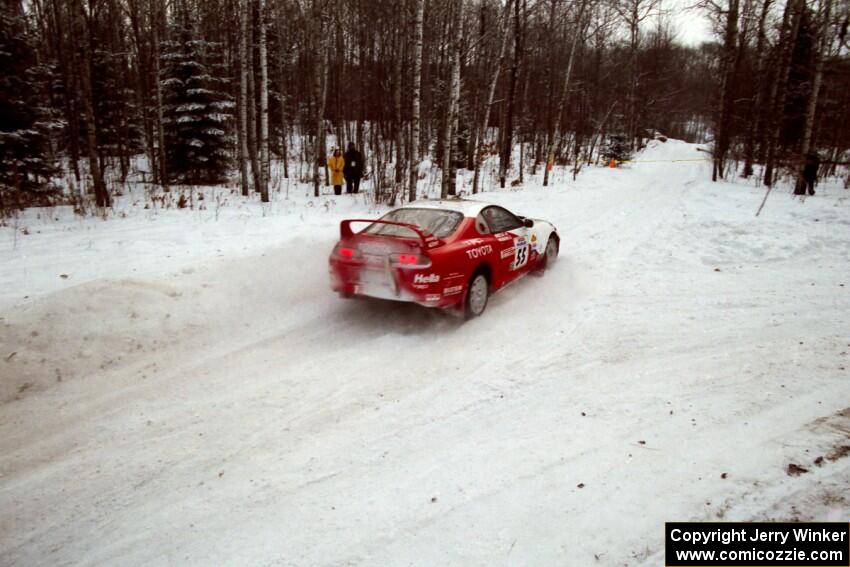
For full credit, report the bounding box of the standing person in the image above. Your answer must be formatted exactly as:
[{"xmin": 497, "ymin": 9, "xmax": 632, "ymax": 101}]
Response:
[
  {"xmin": 343, "ymin": 142, "xmax": 364, "ymax": 194},
  {"xmin": 327, "ymin": 148, "xmax": 345, "ymax": 196},
  {"xmin": 803, "ymin": 153, "xmax": 820, "ymax": 196}
]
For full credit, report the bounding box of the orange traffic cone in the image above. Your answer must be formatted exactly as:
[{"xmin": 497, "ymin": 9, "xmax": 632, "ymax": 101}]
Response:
[{"xmin": 609, "ymin": 159, "xmax": 617, "ymax": 169}]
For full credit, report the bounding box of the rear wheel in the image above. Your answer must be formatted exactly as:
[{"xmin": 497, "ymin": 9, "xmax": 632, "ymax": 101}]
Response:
[{"xmin": 464, "ymin": 272, "xmax": 489, "ymax": 319}]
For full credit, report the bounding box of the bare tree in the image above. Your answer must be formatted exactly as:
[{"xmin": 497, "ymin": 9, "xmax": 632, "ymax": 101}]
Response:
[
  {"xmin": 762, "ymin": 0, "xmax": 804, "ymax": 187},
  {"xmin": 545, "ymin": 0, "xmax": 589, "ymax": 186},
  {"xmin": 408, "ymin": 0, "xmax": 424, "ymax": 202},
  {"xmin": 499, "ymin": 0, "xmax": 525, "ymax": 188},
  {"xmin": 238, "ymin": 0, "xmax": 250, "ymax": 196},
  {"xmin": 312, "ymin": 7, "xmax": 329, "ymax": 198},
  {"xmin": 247, "ymin": 3, "xmax": 262, "ymax": 197},
  {"xmin": 151, "ymin": 0, "xmax": 168, "ymax": 192},
  {"xmin": 741, "ymin": 0, "xmax": 773, "ymax": 179},
  {"xmin": 441, "ymin": 0, "xmax": 463, "ymax": 198},
  {"xmin": 258, "ymin": 0, "xmax": 270, "ymax": 202},
  {"xmin": 392, "ymin": 20, "xmax": 405, "ymax": 194},
  {"xmin": 72, "ymin": 0, "xmax": 110, "ymax": 207},
  {"xmin": 613, "ymin": 0, "xmax": 662, "ymax": 150},
  {"xmin": 794, "ymin": 0, "xmax": 834, "ymax": 194},
  {"xmin": 472, "ymin": 0, "xmax": 513, "ymax": 194},
  {"xmin": 756, "ymin": 0, "xmax": 805, "ymax": 214},
  {"xmin": 711, "ymin": 0, "xmax": 740, "ymax": 181},
  {"xmin": 275, "ymin": 0, "xmax": 289, "ymax": 180}
]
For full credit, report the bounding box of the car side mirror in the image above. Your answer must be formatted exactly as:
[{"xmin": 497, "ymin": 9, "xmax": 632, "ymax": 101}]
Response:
[{"xmin": 523, "ymin": 218, "xmax": 534, "ymax": 228}]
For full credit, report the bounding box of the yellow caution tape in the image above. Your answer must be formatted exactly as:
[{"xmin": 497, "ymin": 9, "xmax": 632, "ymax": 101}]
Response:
[{"xmin": 617, "ymin": 158, "xmax": 712, "ymax": 163}]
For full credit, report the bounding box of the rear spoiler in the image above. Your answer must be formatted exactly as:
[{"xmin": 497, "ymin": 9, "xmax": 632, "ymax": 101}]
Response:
[{"xmin": 340, "ymin": 219, "xmax": 444, "ymax": 249}]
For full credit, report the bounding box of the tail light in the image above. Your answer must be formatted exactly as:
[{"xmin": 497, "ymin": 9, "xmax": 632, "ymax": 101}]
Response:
[
  {"xmin": 333, "ymin": 244, "xmax": 361, "ymax": 259},
  {"xmin": 390, "ymin": 253, "xmax": 431, "ymax": 267},
  {"xmin": 395, "ymin": 254, "xmax": 419, "ymax": 264}
]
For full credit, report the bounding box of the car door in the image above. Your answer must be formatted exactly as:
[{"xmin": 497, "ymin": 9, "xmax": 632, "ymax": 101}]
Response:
[{"xmin": 480, "ymin": 206, "xmax": 531, "ymax": 287}]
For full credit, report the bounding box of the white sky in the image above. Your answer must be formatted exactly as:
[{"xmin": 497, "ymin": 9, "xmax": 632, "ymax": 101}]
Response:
[{"xmin": 666, "ymin": 0, "xmax": 715, "ymax": 45}]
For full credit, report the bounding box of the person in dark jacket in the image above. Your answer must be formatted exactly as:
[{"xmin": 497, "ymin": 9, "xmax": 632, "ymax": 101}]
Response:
[
  {"xmin": 802, "ymin": 153, "xmax": 820, "ymax": 196},
  {"xmin": 343, "ymin": 142, "xmax": 364, "ymax": 194}
]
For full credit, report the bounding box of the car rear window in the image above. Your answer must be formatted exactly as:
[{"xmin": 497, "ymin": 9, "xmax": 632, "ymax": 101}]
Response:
[{"xmin": 363, "ymin": 208, "xmax": 464, "ymax": 239}]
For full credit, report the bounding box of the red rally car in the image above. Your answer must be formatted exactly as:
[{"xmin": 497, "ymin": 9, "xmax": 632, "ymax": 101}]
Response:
[{"xmin": 328, "ymin": 199, "xmax": 559, "ymax": 318}]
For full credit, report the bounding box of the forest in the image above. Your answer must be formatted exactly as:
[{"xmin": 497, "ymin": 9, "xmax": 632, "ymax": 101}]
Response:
[{"xmin": 0, "ymin": 0, "xmax": 848, "ymax": 213}]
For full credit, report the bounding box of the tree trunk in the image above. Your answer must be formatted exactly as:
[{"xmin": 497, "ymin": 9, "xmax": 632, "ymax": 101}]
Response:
[
  {"xmin": 499, "ymin": 0, "xmax": 522, "ymax": 189},
  {"xmin": 712, "ymin": 0, "xmax": 739, "ymax": 182},
  {"xmin": 258, "ymin": 0, "xmax": 269, "ymax": 202},
  {"xmin": 627, "ymin": 4, "xmax": 639, "ymax": 151},
  {"xmin": 73, "ymin": 0, "xmax": 110, "ymax": 207},
  {"xmin": 239, "ymin": 0, "xmax": 250, "ymax": 196},
  {"xmin": 127, "ymin": 0, "xmax": 157, "ymax": 186},
  {"xmin": 151, "ymin": 0, "xmax": 169, "ymax": 192},
  {"xmin": 313, "ymin": 27, "xmax": 329, "ymax": 198},
  {"xmin": 794, "ymin": 0, "xmax": 833, "ymax": 194},
  {"xmin": 49, "ymin": 0, "xmax": 81, "ymax": 183},
  {"xmin": 441, "ymin": 0, "xmax": 463, "ymax": 198},
  {"xmin": 547, "ymin": 0, "xmax": 587, "ymax": 186},
  {"xmin": 742, "ymin": 0, "xmax": 773, "ymax": 178},
  {"xmin": 517, "ymin": 42, "xmax": 531, "ymax": 185},
  {"xmin": 472, "ymin": 0, "xmax": 512, "ymax": 194},
  {"xmin": 541, "ymin": 0, "xmax": 558, "ymax": 188},
  {"xmin": 276, "ymin": 0, "xmax": 289, "ymax": 179},
  {"xmin": 247, "ymin": 4, "xmax": 262, "ymax": 197},
  {"xmin": 393, "ymin": 28, "xmax": 404, "ymax": 193},
  {"xmin": 408, "ymin": 0, "xmax": 424, "ymax": 202},
  {"xmin": 762, "ymin": 0, "xmax": 803, "ymax": 187}
]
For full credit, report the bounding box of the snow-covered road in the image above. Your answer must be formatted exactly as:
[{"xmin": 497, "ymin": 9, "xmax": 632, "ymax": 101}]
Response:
[{"xmin": 2, "ymin": 141, "xmax": 849, "ymax": 566}]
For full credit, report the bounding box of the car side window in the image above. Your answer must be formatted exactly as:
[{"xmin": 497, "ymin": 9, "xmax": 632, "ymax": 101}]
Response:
[
  {"xmin": 482, "ymin": 206, "xmax": 523, "ymax": 233},
  {"xmin": 475, "ymin": 213, "xmax": 490, "ymax": 234}
]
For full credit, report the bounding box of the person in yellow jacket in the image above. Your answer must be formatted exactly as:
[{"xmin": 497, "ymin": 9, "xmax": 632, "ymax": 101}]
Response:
[{"xmin": 327, "ymin": 148, "xmax": 345, "ymax": 195}]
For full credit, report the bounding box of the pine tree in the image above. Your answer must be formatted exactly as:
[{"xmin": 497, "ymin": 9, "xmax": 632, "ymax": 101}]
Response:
[
  {"xmin": 160, "ymin": 22, "xmax": 234, "ymax": 184},
  {"xmin": 0, "ymin": 2, "xmax": 58, "ymax": 207}
]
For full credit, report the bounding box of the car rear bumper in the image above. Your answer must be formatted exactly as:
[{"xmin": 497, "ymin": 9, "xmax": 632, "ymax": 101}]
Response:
[{"xmin": 329, "ymin": 261, "xmax": 464, "ymax": 309}]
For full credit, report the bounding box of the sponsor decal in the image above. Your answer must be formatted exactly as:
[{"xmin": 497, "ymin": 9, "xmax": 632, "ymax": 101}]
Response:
[
  {"xmin": 443, "ymin": 285, "xmax": 463, "ymax": 296},
  {"xmin": 531, "ymin": 233, "xmax": 537, "ymax": 243},
  {"xmin": 425, "ymin": 294, "xmax": 441, "ymax": 302},
  {"xmin": 495, "ymin": 232, "xmax": 513, "ymax": 242},
  {"xmin": 466, "ymin": 244, "xmax": 493, "ymax": 259},
  {"xmin": 413, "ymin": 273, "xmax": 440, "ymax": 284},
  {"xmin": 501, "ymin": 247, "xmax": 515, "ymax": 259}
]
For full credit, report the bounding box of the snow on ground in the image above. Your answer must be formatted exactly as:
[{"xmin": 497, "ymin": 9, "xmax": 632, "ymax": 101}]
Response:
[{"xmin": 1, "ymin": 140, "xmax": 849, "ymax": 566}]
